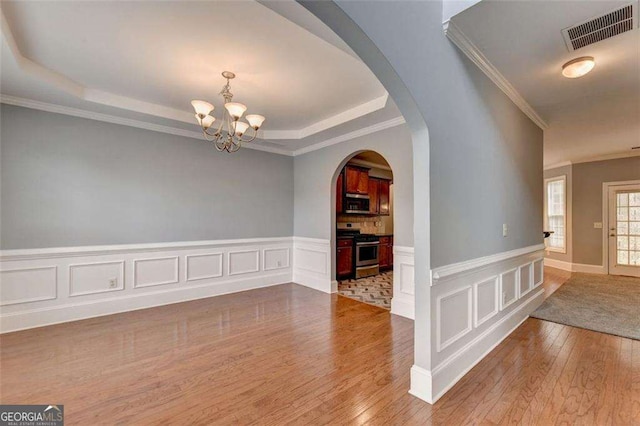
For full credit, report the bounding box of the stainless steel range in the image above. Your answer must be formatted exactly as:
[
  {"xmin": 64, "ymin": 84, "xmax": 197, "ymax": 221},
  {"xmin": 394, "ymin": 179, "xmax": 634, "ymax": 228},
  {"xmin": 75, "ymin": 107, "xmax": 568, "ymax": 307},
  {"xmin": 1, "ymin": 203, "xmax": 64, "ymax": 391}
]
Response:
[{"xmin": 354, "ymin": 234, "xmax": 380, "ymax": 278}]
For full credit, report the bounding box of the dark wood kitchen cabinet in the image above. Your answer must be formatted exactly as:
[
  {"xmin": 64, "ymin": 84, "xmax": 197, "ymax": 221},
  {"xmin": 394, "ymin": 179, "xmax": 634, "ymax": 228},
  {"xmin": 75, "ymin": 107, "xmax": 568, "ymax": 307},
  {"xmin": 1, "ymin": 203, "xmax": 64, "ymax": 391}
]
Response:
[
  {"xmin": 378, "ymin": 179, "xmax": 390, "ymax": 215},
  {"xmin": 368, "ymin": 178, "xmax": 391, "ymax": 216},
  {"xmin": 379, "ymin": 236, "xmax": 393, "ymax": 270},
  {"xmin": 336, "ymin": 238, "xmax": 354, "ymax": 278},
  {"xmin": 336, "ymin": 172, "xmax": 343, "ymax": 213},
  {"xmin": 368, "ymin": 177, "xmax": 379, "ymax": 214},
  {"xmin": 344, "ymin": 165, "xmax": 369, "ymax": 195}
]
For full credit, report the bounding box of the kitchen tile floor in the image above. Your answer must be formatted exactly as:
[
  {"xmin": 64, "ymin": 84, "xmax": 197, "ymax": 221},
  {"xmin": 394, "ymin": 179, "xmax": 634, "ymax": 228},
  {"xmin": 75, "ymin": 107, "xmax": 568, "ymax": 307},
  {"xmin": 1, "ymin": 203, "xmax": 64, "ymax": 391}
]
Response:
[{"xmin": 338, "ymin": 271, "xmax": 392, "ymax": 309}]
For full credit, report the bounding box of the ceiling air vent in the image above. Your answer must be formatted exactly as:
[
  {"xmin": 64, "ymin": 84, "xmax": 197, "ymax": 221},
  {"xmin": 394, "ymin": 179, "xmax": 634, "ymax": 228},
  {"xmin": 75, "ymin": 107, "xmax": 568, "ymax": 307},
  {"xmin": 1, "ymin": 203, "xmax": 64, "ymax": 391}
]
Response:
[{"xmin": 562, "ymin": 3, "xmax": 638, "ymax": 51}]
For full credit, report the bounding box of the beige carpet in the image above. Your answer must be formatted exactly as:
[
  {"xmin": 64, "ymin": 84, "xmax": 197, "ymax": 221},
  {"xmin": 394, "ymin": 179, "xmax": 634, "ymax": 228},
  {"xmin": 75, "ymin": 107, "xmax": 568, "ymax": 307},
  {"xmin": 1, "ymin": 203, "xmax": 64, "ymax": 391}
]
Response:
[
  {"xmin": 531, "ymin": 273, "xmax": 640, "ymax": 340},
  {"xmin": 338, "ymin": 271, "xmax": 392, "ymax": 309}
]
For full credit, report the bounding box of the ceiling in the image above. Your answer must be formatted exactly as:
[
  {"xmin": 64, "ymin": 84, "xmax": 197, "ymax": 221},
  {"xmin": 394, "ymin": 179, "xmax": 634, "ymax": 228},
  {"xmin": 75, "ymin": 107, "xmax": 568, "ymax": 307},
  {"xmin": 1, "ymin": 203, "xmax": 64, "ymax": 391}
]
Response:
[
  {"xmin": 451, "ymin": 0, "xmax": 640, "ymax": 166},
  {"xmin": 0, "ymin": 0, "xmax": 401, "ymax": 154}
]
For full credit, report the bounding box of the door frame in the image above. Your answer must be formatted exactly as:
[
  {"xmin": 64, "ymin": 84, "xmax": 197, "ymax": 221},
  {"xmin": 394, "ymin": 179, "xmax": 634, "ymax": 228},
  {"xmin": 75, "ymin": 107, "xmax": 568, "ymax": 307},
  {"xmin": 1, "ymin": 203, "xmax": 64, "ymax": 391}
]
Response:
[{"xmin": 602, "ymin": 179, "xmax": 640, "ymax": 274}]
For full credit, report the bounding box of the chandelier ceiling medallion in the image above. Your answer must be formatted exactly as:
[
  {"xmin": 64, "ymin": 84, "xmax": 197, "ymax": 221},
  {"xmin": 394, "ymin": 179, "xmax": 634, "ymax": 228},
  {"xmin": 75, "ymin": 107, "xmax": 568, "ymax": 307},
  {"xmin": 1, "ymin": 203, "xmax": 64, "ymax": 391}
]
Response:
[{"xmin": 191, "ymin": 71, "xmax": 265, "ymax": 153}]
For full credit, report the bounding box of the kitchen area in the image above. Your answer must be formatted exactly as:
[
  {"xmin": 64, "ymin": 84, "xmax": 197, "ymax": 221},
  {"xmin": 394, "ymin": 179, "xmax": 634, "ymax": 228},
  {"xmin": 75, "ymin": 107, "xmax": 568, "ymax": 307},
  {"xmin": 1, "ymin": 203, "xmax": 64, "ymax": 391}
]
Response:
[{"xmin": 335, "ymin": 152, "xmax": 394, "ymax": 309}]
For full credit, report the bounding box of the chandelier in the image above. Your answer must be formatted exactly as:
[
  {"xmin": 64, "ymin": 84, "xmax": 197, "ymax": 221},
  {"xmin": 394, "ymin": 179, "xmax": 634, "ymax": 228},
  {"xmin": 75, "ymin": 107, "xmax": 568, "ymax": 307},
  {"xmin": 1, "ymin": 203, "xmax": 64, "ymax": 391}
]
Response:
[{"xmin": 191, "ymin": 71, "xmax": 265, "ymax": 153}]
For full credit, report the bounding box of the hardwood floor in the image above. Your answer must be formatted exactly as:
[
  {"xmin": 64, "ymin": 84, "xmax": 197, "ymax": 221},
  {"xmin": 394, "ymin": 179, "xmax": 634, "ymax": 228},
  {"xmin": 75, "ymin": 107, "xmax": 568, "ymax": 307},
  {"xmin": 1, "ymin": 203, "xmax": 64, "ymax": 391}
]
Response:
[{"xmin": 1, "ymin": 267, "xmax": 638, "ymax": 425}]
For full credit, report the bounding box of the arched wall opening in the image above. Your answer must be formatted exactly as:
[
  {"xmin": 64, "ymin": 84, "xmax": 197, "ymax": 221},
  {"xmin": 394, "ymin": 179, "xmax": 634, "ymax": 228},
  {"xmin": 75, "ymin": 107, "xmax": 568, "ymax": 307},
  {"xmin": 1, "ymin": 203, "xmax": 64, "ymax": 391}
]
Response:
[{"xmin": 294, "ymin": 0, "xmax": 433, "ymax": 404}]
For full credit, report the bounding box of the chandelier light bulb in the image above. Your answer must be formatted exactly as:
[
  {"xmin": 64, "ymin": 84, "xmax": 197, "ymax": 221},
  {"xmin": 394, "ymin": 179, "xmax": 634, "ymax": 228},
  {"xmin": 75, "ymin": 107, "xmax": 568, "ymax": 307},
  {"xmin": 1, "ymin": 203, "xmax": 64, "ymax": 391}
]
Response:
[
  {"xmin": 232, "ymin": 121, "xmax": 250, "ymax": 137},
  {"xmin": 196, "ymin": 114, "xmax": 216, "ymax": 130},
  {"xmin": 561, "ymin": 57, "xmax": 595, "ymax": 78},
  {"xmin": 191, "ymin": 100, "xmax": 214, "ymax": 117},
  {"xmin": 246, "ymin": 114, "xmax": 266, "ymax": 129},
  {"xmin": 225, "ymin": 102, "xmax": 247, "ymax": 120}
]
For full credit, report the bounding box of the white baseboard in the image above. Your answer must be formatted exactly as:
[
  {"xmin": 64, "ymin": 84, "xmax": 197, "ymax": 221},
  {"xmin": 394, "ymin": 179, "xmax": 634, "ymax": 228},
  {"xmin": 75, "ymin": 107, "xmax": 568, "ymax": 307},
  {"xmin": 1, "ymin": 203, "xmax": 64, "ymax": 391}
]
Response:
[
  {"xmin": 409, "ymin": 365, "xmax": 433, "ymax": 403},
  {"xmin": 1, "ymin": 272, "xmax": 290, "ymax": 333},
  {"xmin": 391, "ymin": 297, "xmax": 414, "ymax": 319},
  {"xmin": 543, "ymin": 258, "xmax": 605, "ymax": 274},
  {"xmin": 291, "ymin": 270, "xmax": 334, "ymax": 294}
]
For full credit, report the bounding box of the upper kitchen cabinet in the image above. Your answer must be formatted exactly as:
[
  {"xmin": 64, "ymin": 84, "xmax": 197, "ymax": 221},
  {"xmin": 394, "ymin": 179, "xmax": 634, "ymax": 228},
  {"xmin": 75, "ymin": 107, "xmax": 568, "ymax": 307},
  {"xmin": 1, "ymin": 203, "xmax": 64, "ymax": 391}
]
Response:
[
  {"xmin": 336, "ymin": 172, "xmax": 343, "ymax": 213},
  {"xmin": 378, "ymin": 179, "xmax": 390, "ymax": 215},
  {"xmin": 344, "ymin": 165, "xmax": 369, "ymax": 195},
  {"xmin": 368, "ymin": 177, "xmax": 391, "ymax": 216}
]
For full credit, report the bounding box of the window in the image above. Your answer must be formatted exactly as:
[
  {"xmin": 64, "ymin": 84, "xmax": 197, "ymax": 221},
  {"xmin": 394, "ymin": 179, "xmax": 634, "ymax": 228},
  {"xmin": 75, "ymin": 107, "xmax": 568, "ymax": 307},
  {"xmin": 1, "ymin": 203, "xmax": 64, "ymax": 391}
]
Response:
[{"xmin": 545, "ymin": 176, "xmax": 566, "ymax": 253}]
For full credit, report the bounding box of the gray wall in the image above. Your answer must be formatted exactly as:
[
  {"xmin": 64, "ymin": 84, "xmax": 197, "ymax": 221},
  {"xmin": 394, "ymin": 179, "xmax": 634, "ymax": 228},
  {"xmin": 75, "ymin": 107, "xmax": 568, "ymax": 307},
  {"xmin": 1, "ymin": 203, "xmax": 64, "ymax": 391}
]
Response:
[
  {"xmin": 0, "ymin": 105, "xmax": 294, "ymax": 249},
  {"xmin": 293, "ymin": 124, "xmax": 413, "ymax": 247},
  {"xmin": 572, "ymin": 156, "xmax": 640, "ymax": 265},
  {"xmin": 302, "ymin": 0, "xmax": 544, "ymax": 268},
  {"xmin": 544, "ymin": 165, "xmax": 573, "ymax": 263}
]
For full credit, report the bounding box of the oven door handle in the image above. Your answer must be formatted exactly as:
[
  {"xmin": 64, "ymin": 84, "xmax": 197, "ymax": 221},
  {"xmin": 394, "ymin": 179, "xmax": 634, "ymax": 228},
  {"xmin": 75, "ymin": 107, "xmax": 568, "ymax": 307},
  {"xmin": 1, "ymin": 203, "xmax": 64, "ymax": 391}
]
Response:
[{"xmin": 356, "ymin": 241, "xmax": 380, "ymax": 246}]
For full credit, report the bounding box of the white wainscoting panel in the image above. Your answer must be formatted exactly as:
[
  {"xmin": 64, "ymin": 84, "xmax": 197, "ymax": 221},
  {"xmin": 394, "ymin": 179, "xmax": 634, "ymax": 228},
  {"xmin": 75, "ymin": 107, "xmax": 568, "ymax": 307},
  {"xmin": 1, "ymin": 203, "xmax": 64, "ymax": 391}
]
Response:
[
  {"xmin": 473, "ymin": 276, "xmax": 499, "ymax": 328},
  {"xmin": 391, "ymin": 246, "xmax": 415, "ymax": 319},
  {"xmin": 264, "ymin": 248, "xmax": 290, "ymax": 271},
  {"xmin": 0, "ymin": 266, "xmax": 57, "ymax": 306},
  {"xmin": 70, "ymin": 261, "xmax": 125, "ymax": 296},
  {"xmin": 185, "ymin": 253, "xmax": 223, "ymax": 282},
  {"xmin": 228, "ymin": 250, "xmax": 260, "ymax": 276},
  {"xmin": 0, "ymin": 237, "xmax": 293, "ymax": 333},
  {"xmin": 436, "ymin": 286, "xmax": 472, "ymax": 352},
  {"xmin": 518, "ymin": 262, "xmax": 533, "ymax": 297},
  {"xmin": 133, "ymin": 256, "xmax": 179, "ymax": 288},
  {"xmin": 292, "ymin": 237, "xmax": 333, "ymax": 293},
  {"xmin": 500, "ymin": 268, "xmax": 519, "ymax": 310},
  {"xmin": 533, "ymin": 259, "xmax": 544, "ymax": 287},
  {"xmin": 413, "ymin": 245, "xmax": 545, "ymax": 404}
]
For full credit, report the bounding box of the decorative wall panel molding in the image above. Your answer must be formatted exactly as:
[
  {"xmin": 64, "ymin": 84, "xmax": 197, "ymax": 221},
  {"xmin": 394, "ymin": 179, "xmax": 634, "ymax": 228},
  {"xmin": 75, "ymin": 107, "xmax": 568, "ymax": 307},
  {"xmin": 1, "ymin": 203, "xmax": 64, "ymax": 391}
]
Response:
[
  {"xmin": 69, "ymin": 261, "xmax": 125, "ymax": 297},
  {"xmin": 263, "ymin": 248, "xmax": 290, "ymax": 271},
  {"xmin": 185, "ymin": 253, "xmax": 224, "ymax": 282},
  {"xmin": 0, "ymin": 266, "xmax": 57, "ymax": 306},
  {"xmin": 499, "ymin": 268, "xmax": 519, "ymax": 310},
  {"xmin": 133, "ymin": 256, "xmax": 179, "ymax": 288},
  {"xmin": 473, "ymin": 276, "xmax": 499, "ymax": 328},
  {"xmin": 391, "ymin": 246, "xmax": 415, "ymax": 319},
  {"xmin": 436, "ymin": 286, "xmax": 473, "ymax": 352},
  {"xmin": 415, "ymin": 244, "xmax": 545, "ymax": 404},
  {"xmin": 228, "ymin": 250, "xmax": 260, "ymax": 276},
  {"xmin": 0, "ymin": 237, "xmax": 293, "ymax": 333}
]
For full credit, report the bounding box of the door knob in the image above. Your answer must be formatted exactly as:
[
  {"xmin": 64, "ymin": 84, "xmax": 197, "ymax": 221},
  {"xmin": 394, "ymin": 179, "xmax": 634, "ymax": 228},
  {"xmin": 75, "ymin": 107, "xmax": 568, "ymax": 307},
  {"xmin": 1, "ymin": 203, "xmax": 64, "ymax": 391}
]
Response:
[{"xmin": 610, "ymin": 234, "xmax": 616, "ymax": 237}]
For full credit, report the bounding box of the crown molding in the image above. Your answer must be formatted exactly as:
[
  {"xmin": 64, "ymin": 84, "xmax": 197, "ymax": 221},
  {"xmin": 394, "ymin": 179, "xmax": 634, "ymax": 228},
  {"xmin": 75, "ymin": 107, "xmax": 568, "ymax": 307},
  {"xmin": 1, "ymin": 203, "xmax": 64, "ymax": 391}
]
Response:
[
  {"xmin": 292, "ymin": 115, "xmax": 406, "ymax": 156},
  {"xmin": 1, "ymin": 94, "xmax": 410, "ymax": 158},
  {"xmin": 443, "ymin": 20, "xmax": 548, "ymax": 130},
  {"xmin": 544, "ymin": 150, "xmax": 640, "ymax": 170},
  {"xmin": 1, "ymin": 7, "xmax": 388, "ymax": 142},
  {"xmin": 543, "ymin": 160, "xmax": 572, "ymax": 171},
  {"xmin": 0, "ymin": 95, "xmax": 293, "ymax": 156}
]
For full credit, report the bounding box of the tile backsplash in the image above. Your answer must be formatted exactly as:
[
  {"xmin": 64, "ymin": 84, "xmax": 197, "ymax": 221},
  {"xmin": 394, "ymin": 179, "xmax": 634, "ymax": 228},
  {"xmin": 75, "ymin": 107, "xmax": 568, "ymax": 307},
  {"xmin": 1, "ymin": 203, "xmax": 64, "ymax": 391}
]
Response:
[{"xmin": 337, "ymin": 215, "xmax": 386, "ymax": 234}]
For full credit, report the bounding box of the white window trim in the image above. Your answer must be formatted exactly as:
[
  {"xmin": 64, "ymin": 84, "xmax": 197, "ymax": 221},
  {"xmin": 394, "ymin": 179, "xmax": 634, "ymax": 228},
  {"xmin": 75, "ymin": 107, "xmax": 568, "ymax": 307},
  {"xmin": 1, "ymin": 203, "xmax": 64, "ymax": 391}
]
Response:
[{"xmin": 544, "ymin": 175, "xmax": 567, "ymax": 254}]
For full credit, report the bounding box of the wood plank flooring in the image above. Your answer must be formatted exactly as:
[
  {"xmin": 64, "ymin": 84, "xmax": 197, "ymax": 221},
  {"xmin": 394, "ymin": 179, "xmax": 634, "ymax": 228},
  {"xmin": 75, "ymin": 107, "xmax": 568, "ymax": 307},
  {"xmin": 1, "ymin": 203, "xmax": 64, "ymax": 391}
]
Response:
[{"xmin": 1, "ymin": 267, "xmax": 638, "ymax": 425}]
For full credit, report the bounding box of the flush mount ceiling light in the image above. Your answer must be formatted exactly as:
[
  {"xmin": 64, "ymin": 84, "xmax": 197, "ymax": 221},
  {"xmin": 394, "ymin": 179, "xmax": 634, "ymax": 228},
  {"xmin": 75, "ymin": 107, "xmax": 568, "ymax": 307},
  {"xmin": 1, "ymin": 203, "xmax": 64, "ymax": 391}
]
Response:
[
  {"xmin": 561, "ymin": 56, "xmax": 595, "ymax": 78},
  {"xmin": 191, "ymin": 71, "xmax": 265, "ymax": 153}
]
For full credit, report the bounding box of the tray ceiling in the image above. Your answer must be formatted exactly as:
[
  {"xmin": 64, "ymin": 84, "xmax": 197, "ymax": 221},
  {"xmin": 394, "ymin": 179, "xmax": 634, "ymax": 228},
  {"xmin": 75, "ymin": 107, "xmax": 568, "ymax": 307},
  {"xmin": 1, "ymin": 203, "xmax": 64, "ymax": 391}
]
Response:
[{"xmin": 0, "ymin": 0, "xmax": 395, "ymax": 151}]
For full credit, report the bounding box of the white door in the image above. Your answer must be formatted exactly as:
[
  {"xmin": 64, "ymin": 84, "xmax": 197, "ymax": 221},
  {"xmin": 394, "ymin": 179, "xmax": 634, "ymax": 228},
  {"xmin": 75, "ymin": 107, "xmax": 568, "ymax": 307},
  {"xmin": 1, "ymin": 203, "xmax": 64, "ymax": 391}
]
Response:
[{"xmin": 608, "ymin": 184, "xmax": 640, "ymax": 277}]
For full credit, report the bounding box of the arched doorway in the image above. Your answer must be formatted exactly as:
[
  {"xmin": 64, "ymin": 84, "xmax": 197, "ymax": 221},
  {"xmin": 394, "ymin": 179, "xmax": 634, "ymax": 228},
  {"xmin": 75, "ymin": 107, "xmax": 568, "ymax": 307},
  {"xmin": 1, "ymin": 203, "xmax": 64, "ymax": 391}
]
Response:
[{"xmin": 333, "ymin": 151, "xmax": 394, "ymax": 309}]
